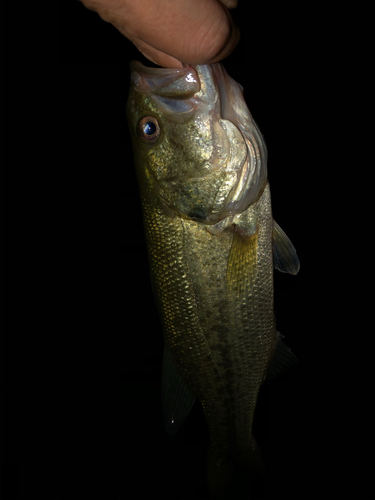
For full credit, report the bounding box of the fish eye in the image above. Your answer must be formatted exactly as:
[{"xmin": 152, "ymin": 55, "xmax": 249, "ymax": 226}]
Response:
[{"xmin": 137, "ymin": 116, "xmax": 160, "ymax": 143}]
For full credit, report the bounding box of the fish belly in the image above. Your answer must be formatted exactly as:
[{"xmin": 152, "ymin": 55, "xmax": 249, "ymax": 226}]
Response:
[{"xmin": 142, "ymin": 182, "xmax": 276, "ymax": 463}]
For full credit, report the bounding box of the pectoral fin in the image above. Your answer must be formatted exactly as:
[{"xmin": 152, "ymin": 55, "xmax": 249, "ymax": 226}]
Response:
[
  {"xmin": 273, "ymin": 220, "xmax": 300, "ymax": 275},
  {"xmin": 161, "ymin": 345, "xmax": 196, "ymax": 436}
]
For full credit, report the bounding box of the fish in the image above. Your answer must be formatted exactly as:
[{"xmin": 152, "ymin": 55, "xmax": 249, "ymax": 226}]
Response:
[{"xmin": 126, "ymin": 61, "xmax": 300, "ymax": 498}]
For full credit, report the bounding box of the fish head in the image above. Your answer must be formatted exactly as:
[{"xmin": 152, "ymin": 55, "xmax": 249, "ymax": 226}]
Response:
[{"xmin": 127, "ymin": 61, "xmax": 268, "ymax": 225}]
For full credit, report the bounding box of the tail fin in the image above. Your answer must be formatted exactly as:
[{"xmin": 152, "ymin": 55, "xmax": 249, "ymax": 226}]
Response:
[{"xmin": 207, "ymin": 436, "xmax": 265, "ymax": 499}]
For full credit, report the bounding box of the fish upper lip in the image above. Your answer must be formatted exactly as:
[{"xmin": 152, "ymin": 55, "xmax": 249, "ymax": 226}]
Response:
[
  {"xmin": 129, "ymin": 61, "xmax": 237, "ymax": 122},
  {"xmin": 130, "ymin": 60, "xmax": 200, "ymax": 99},
  {"xmin": 129, "ymin": 61, "xmax": 233, "ymax": 122}
]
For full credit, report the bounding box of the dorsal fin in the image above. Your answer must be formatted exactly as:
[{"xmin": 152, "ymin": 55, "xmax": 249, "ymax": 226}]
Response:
[{"xmin": 273, "ymin": 220, "xmax": 300, "ymax": 275}]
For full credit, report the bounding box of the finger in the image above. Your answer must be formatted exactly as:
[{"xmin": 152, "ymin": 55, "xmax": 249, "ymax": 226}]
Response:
[
  {"xmin": 114, "ymin": 29, "xmax": 185, "ymax": 68},
  {"xmin": 80, "ymin": 0, "xmax": 240, "ymax": 67}
]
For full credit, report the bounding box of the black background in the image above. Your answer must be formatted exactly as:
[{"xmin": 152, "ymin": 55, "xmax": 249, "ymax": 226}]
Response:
[{"xmin": 3, "ymin": 2, "xmax": 362, "ymax": 499}]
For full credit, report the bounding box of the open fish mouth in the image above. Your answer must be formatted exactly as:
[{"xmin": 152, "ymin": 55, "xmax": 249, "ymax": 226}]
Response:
[{"xmin": 129, "ymin": 61, "xmax": 268, "ymax": 223}]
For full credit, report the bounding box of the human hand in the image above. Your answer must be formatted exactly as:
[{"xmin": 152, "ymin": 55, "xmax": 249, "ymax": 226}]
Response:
[{"xmin": 80, "ymin": 0, "xmax": 240, "ymax": 68}]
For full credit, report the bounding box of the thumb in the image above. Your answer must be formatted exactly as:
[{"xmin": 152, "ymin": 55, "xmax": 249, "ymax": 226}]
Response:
[{"xmin": 80, "ymin": 0, "xmax": 240, "ymax": 68}]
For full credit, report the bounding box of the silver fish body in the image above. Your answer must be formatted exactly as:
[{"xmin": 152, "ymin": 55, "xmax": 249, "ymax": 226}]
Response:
[{"xmin": 126, "ymin": 61, "xmax": 299, "ymax": 497}]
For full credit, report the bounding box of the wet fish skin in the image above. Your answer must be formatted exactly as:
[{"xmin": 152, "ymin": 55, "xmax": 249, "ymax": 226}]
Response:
[{"xmin": 126, "ymin": 61, "xmax": 298, "ymax": 496}]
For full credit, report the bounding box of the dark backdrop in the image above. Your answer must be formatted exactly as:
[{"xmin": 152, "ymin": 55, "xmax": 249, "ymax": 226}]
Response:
[{"xmin": 3, "ymin": 1, "xmax": 340, "ymax": 498}]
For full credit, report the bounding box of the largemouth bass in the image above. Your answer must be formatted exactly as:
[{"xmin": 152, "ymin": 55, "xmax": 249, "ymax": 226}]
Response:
[{"xmin": 126, "ymin": 61, "xmax": 299, "ymax": 498}]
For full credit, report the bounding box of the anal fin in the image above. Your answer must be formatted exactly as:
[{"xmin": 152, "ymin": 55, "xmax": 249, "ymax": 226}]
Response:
[{"xmin": 161, "ymin": 345, "xmax": 196, "ymax": 436}]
